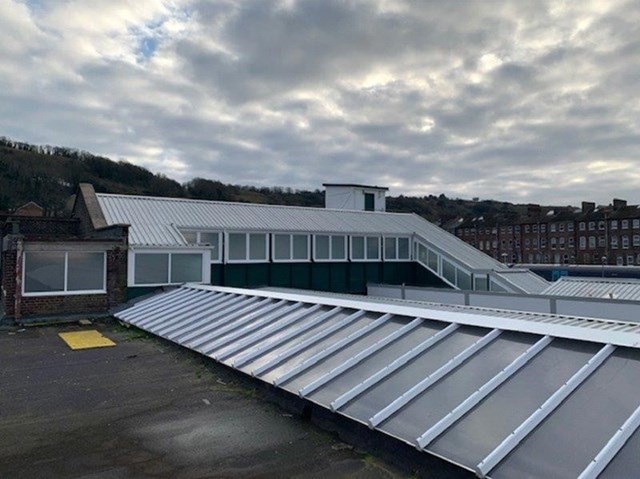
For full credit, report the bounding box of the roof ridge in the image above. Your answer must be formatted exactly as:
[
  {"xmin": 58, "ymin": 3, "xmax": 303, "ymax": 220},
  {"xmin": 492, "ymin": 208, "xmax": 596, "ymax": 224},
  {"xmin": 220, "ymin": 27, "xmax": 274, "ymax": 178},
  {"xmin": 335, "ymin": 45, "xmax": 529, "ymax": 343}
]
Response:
[{"xmin": 96, "ymin": 192, "xmax": 413, "ymax": 216}]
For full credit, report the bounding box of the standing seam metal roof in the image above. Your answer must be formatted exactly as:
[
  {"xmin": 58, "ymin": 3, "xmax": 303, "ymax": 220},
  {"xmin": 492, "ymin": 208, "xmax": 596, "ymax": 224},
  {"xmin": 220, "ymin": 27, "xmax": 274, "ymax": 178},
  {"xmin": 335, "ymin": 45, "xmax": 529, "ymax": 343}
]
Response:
[
  {"xmin": 96, "ymin": 193, "xmax": 506, "ymax": 271},
  {"xmin": 542, "ymin": 277, "xmax": 640, "ymax": 301},
  {"xmin": 115, "ymin": 285, "xmax": 640, "ymax": 478}
]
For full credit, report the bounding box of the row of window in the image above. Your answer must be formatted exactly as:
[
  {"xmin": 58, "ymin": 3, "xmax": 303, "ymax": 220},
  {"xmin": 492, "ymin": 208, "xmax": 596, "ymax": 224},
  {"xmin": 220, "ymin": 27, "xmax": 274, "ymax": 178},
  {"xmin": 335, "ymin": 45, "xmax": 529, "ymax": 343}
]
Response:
[
  {"xmin": 578, "ymin": 235, "xmax": 640, "ymax": 250},
  {"xmin": 461, "ymin": 219, "xmax": 640, "ymax": 237},
  {"xmin": 179, "ymin": 231, "xmax": 411, "ymax": 264}
]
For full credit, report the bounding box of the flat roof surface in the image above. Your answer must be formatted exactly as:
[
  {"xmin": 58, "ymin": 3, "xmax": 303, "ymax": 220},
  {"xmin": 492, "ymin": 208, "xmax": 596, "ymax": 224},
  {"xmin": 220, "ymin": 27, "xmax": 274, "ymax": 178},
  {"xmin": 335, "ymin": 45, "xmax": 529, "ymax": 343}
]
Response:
[{"xmin": 0, "ymin": 321, "xmax": 406, "ymax": 479}]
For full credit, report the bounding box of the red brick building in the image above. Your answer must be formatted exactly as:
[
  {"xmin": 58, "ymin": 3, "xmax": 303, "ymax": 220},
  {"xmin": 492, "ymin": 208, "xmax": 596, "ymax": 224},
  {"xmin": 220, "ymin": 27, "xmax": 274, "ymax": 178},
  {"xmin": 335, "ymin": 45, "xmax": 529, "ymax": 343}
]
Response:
[
  {"xmin": 1, "ymin": 192, "xmax": 129, "ymax": 323},
  {"xmin": 453, "ymin": 199, "xmax": 640, "ymax": 266}
]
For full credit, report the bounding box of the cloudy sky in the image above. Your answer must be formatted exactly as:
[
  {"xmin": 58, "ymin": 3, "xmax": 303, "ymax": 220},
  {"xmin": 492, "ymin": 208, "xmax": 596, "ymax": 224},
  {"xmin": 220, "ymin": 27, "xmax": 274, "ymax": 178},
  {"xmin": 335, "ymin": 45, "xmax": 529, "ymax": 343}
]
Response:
[{"xmin": 1, "ymin": 0, "xmax": 639, "ymax": 205}]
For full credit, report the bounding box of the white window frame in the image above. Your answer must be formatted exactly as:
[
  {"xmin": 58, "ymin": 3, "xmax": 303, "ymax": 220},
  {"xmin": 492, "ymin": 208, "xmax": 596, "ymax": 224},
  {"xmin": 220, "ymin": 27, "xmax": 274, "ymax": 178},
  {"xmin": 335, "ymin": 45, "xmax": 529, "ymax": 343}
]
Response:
[
  {"xmin": 271, "ymin": 233, "xmax": 310, "ymax": 263},
  {"xmin": 23, "ymin": 251, "xmax": 107, "ymax": 297},
  {"xmin": 622, "ymin": 220, "xmax": 629, "ymax": 230},
  {"xmin": 180, "ymin": 230, "xmax": 223, "ymax": 263},
  {"xmin": 383, "ymin": 236, "xmax": 412, "ymax": 262},
  {"xmin": 350, "ymin": 235, "xmax": 381, "ymax": 262},
  {"xmin": 634, "ymin": 219, "xmax": 640, "ymax": 229},
  {"xmin": 225, "ymin": 232, "xmax": 270, "ymax": 263},
  {"xmin": 312, "ymin": 234, "xmax": 347, "ymax": 262},
  {"xmin": 129, "ymin": 249, "xmax": 210, "ymax": 287}
]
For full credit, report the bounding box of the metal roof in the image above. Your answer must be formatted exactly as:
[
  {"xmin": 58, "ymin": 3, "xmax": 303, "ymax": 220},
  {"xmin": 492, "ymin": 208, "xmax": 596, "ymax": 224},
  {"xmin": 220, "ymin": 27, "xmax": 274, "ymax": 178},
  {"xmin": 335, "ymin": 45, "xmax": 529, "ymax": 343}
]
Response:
[
  {"xmin": 116, "ymin": 285, "xmax": 640, "ymax": 478},
  {"xmin": 96, "ymin": 193, "xmax": 505, "ymax": 271},
  {"xmin": 543, "ymin": 277, "xmax": 640, "ymax": 301},
  {"xmin": 491, "ymin": 269, "xmax": 550, "ymax": 295}
]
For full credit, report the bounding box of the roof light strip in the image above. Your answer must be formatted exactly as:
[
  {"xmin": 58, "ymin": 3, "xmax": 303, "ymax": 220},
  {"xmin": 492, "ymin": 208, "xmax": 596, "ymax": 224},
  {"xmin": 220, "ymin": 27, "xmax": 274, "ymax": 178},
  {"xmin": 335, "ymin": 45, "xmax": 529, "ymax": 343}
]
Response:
[
  {"xmin": 212, "ymin": 304, "xmax": 327, "ymax": 361},
  {"xmin": 415, "ymin": 335, "xmax": 553, "ymax": 449},
  {"xmin": 144, "ymin": 292, "xmax": 241, "ymax": 331},
  {"xmin": 252, "ymin": 309, "xmax": 365, "ymax": 377},
  {"xmin": 163, "ymin": 294, "xmax": 247, "ymax": 339},
  {"xmin": 214, "ymin": 303, "xmax": 330, "ymax": 361},
  {"xmin": 298, "ymin": 317, "xmax": 423, "ymax": 398},
  {"xmin": 368, "ymin": 329, "xmax": 502, "ymax": 429},
  {"xmin": 117, "ymin": 287, "xmax": 186, "ymax": 320},
  {"xmin": 577, "ymin": 402, "xmax": 640, "ymax": 479},
  {"xmin": 475, "ymin": 343, "xmax": 616, "ymax": 478},
  {"xmin": 330, "ymin": 323, "xmax": 459, "ymax": 412},
  {"xmin": 233, "ymin": 306, "xmax": 342, "ymax": 376},
  {"xmin": 273, "ymin": 313, "xmax": 393, "ymax": 386},
  {"xmin": 129, "ymin": 289, "xmax": 209, "ymax": 326}
]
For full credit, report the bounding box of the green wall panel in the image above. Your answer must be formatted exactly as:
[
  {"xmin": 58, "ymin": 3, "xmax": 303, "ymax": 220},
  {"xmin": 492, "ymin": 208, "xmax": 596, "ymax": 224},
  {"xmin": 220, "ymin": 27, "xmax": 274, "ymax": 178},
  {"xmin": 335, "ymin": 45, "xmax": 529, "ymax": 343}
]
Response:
[
  {"xmin": 311, "ymin": 263, "xmax": 331, "ymax": 291},
  {"xmin": 247, "ymin": 264, "xmax": 269, "ymax": 287},
  {"xmin": 291, "ymin": 263, "xmax": 311, "ymax": 289},
  {"xmin": 270, "ymin": 263, "xmax": 292, "ymax": 287}
]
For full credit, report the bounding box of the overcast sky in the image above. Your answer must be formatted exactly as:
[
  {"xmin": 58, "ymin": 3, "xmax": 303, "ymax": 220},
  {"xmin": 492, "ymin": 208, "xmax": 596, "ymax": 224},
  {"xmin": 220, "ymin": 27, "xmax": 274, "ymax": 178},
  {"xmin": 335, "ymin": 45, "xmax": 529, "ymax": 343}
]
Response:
[{"xmin": 1, "ymin": 0, "xmax": 639, "ymax": 205}]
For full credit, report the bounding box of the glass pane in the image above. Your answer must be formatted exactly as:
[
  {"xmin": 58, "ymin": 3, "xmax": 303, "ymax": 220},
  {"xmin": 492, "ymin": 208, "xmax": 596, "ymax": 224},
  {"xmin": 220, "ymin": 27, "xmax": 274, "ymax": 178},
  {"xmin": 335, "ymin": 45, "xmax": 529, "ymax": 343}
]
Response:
[
  {"xmin": 315, "ymin": 235, "xmax": 330, "ymax": 260},
  {"xmin": 385, "ymin": 237, "xmax": 397, "ymax": 260},
  {"xmin": 170, "ymin": 254, "xmax": 203, "ymax": 283},
  {"xmin": 249, "ymin": 234, "xmax": 267, "ymax": 260},
  {"xmin": 457, "ymin": 269, "xmax": 471, "ymax": 290},
  {"xmin": 181, "ymin": 231, "xmax": 197, "ymax": 244},
  {"xmin": 67, "ymin": 252, "xmax": 105, "ymax": 291},
  {"xmin": 398, "ymin": 238, "xmax": 410, "ymax": 259},
  {"xmin": 418, "ymin": 243, "xmax": 428, "ymax": 263},
  {"xmin": 24, "ymin": 251, "xmax": 65, "ymax": 293},
  {"xmin": 200, "ymin": 232, "xmax": 220, "ymax": 261},
  {"xmin": 331, "ymin": 236, "xmax": 346, "ymax": 260},
  {"xmin": 474, "ymin": 276, "xmax": 488, "ymax": 291},
  {"xmin": 135, "ymin": 253, "xmax": 169, "ymax": 284},
  {"xmin": 351, "ymin": 236, "xmax": 365, "ymax": 260},
  {"xmin": 274, "ymin": 234, "xmax": 291, "ymax": 260},
  {"xmin": 228, "ymin": 233, "xmax": 246, "ymax": 260},
  {"xmin": 366, "ymin": 237, "xmax": 379, "ymax": 260},
  {"xmin": 428, "ymin": 248, "xmax": 439, "ymax": 272},
  {"xmin": 292, "ymin": 235, "xmax": 308, "ymax": 260},
  {"xmin": 443, "ymin": 258, "xmax": 456, "ymax": 283}
]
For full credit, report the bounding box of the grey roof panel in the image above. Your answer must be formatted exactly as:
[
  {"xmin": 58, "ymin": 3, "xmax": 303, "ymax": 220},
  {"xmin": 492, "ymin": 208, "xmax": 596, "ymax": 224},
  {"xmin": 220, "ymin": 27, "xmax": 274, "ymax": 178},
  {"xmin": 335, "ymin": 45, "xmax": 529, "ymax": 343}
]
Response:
[
  {"xmin": 114, "ymin": 285, "xmax": 640, "ymax": 477},
  {"xmin": 543, "ymin": 276, "xmax": 640, "ymax": 301}
]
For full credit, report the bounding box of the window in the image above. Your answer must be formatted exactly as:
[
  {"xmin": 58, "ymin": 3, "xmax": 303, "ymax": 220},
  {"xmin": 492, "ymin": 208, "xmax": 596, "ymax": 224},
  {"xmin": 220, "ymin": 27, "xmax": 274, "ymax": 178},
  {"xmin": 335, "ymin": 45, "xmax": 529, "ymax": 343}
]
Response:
[
  {"xmin": 351, "ymin": 235, "xmax": 380, "ymax": 261},
  {"xmin": 384, "ymin": 237, "xmax": 411, "ymax": 261},
  {"xmin": 567, "ymin": 223, "xmax": 574, "ymax": 232},
  {"xmin": 525, "ymin": 225, "xmax": 530, "ymax": 233},
  {"xmin": 180, "ymin": 230, "xmax": 222, "ymax": 262},
  {"xmin": 568, "ymin": 237, "xmax": 575, "ymax": 247},
  {"xmin": 579, "ymin": 237, "xmax": 586, "ymax": 250},
  {"xmin": 540, "ymin": 238, "xmax": 547, "ymax": 248},
  {"xmin": 227, "ymin": 233, "xmax": 269, "ymax": 262},
  {"xmin": 611, "ymin": 220, "xmax": 618, "ymax": 230},
  {"xmin": 273, "ymin": 234, "xmax": 310, "ymax": 261},
  {"xmin": 589, "ymin": 222, "xmax": 595, "ymax": 231},
  {"xmin": 492, "ymin": 240, "xmax": 498, "ymax": 249},
  {"xmin": 134, "ymin": 252, "xmax": 204, "ymax": 285},
  {"xmin": 622, "ymin": 220, "xmax": 629, "ymax": 229},
  {"xmin": 634, "ymin": 235, "xmax": 640, "ymax": 247},
  {"xmin": 598, "ymin": 221, "xmax": 605, "ymax": 231},
  {"xmin": 550, "ymin": 223, "xmax": 557, "ymax": 233},
  {"xmin": 540, "ymin": 224, "xmax": 547, "ymax": 233},
  {"xmin": 634, "ymin": 219, "xmax": 640, "ymax": 229},
  {"xmin": 589, "ymin": 236, "xmax": 596, "ymax": 249},
  {"xmin": 315, "ymin": 235, "xmax": 348, "ymax": 261},
  {"xmin": 622, "ymin": 235, "xmax": 629, "ymax": 249},
  {"xmin": 559, "ymin": 237, "xmax": 565, "ymax": 249},
  {"xmin": 550, "ymin": 237, "xmax": 557, "ymax": 249},
  {"xmin": 514, "ymin": 225, "xmax": 520, "ymax": 233},
  {"xmin": 599, "ymin": 236, "xmax": 606, "ymax": 247},
  {"xmin": 525, "ymin": 238, "xmax": 530, "ymax": 248},
  {"xmin": 559, "ymin": 223, "xmax": 565, "ymax": 232},
  {"xmin": 617, "ymin": 256, "xmax": 624, "ymax": 266},
  {"xmin": 611, "ymin": 235, "xmax": 619, "ymax": 248},
  {"xmin": 24, "ymin": 251, "xmax": 106, "ymax": 295},
  {"xmin": 579, "ymin": 222, "xmax": 586, "ymax": 231},
  {"xmin": 627, "ymin": 255, "xmax": 635, "ymax": 265}
]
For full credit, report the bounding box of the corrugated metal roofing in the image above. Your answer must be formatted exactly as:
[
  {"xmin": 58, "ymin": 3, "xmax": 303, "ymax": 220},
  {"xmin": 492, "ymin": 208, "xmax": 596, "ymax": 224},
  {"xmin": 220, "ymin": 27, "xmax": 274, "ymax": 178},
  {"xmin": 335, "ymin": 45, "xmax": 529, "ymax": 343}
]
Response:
[
  {"xmin": 116, "ymin": 285, "xmax": 640, "ymax": 478},
  {"xmin": 491, "ymin": 269, "xmax": 550, "ymax": 295},
  {"xmin": 96, "ymin": 193, "xmax": 504, "ymax": 271},
  {"xmin": 543, "ymin": 277, "xmax": 640, "ymax": 301}
]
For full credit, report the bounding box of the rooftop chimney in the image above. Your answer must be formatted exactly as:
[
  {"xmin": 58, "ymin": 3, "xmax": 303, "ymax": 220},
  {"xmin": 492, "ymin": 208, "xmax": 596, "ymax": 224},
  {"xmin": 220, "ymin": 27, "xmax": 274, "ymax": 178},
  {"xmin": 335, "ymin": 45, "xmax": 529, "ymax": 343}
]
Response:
[
  {"xmin": 613, "ymin": 198, "xmax": 627, "ymax": 210},
  {"xmin": 582, "ymin": 201, "xmax": 595, "ymax": 213}
]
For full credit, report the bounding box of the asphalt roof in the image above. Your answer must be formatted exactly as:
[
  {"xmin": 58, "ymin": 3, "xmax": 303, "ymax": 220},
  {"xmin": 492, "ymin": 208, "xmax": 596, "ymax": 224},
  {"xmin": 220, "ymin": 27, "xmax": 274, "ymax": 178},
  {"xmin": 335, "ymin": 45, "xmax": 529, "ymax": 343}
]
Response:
[{"xmin": 116, "ymin": 284, "xmax": 640, "ymax": 478}]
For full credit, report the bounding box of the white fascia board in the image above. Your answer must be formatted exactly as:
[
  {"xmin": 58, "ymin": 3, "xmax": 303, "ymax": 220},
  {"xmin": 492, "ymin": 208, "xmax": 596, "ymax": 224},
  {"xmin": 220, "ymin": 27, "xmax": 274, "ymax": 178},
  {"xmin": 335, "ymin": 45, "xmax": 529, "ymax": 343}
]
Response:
[{"xmin": 184, "ymin": 285, "xmax": 640, "ymax": 348}]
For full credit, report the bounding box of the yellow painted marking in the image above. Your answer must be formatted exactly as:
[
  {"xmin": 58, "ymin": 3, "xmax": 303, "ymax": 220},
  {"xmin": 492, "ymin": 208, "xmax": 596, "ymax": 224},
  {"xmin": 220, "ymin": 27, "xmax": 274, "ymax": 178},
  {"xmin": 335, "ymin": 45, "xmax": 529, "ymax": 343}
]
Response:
[{"xmin": 58, "ymin": 330, "xmax": 116, "ymax": 350}]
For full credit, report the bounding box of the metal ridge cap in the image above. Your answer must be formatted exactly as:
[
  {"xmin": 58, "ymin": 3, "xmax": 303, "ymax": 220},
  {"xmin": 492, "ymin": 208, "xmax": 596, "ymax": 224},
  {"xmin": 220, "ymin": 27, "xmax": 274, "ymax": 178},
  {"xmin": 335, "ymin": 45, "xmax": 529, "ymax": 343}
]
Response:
[{"xmin": 185, "ymin": 285, "xmax": 640, "ymax": 348}]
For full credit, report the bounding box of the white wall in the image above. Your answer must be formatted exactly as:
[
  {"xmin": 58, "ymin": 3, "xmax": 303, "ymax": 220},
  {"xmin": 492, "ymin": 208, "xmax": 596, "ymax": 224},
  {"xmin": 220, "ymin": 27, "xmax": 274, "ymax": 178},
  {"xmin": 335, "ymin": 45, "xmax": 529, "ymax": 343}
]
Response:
[{"xmin": 325, "ymin": 185, "xmax": 386, "ymax": 211}]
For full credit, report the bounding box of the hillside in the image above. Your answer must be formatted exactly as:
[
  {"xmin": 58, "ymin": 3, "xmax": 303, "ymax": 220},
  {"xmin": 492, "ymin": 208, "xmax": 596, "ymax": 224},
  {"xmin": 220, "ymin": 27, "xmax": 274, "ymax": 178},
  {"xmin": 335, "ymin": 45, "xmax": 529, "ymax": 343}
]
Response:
[{"xmin": 0, "ymin": 136, "xmax": 525, "ymax": 223}]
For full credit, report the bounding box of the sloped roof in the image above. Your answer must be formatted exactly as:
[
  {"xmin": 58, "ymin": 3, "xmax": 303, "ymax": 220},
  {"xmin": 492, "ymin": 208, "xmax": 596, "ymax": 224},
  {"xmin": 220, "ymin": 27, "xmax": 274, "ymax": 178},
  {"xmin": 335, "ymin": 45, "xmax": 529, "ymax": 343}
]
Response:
[
  {"xmin": 96, "ymin": 192, "xmax": 506, "ymax": 271},
  {"xmin": 116, "ymin": 285, "xmax": 640, "ymax": 478},
  {"xmin": 543, "ymin": 276, "xmax": 640, "ymax": 301}
]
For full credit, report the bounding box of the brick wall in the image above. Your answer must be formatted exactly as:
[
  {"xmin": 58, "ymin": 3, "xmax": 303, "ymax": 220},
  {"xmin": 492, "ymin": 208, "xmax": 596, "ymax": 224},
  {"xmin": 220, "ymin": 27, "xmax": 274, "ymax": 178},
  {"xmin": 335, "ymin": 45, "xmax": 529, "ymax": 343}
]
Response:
[{"xmin": 1, "ymin": 249, "xmax": 17, "ymax": 317}]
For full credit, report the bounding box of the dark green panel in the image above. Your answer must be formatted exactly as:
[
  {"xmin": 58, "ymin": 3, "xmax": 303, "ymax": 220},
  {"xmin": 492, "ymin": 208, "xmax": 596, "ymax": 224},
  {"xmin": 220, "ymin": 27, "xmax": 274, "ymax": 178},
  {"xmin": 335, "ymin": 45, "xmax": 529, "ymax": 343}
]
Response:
[
  {"xmin": 311, "ymin": 263, "xmax": 331, "ymax": 291},
  {"xmin": 247, "ymin": 264, "xmax": 270, "ymax": 287},
  {"xmin": 329, "ymin": 263, "xmax": 349, "ymax": 292},
  {"xmin": 270, "ymin": 263, "xmax": 292, "ymax": 287},
  {"xmin": 291, "ymin": 263, "xmax": 311, "ymax": 289},
  {"xmin": 210, "ymin": 264, "xmax": 224, "ymax": 285},
  {"xmin": 365, "ymin": 262, "xmax": 383, "ymax": 285},
  {"xmin": 127, "ymin": 286, "xmax": 161, "ymax": 301},
  {"xmin": 224, "ymin": 264, "xmax": 248, "ymax": 287},
  {"xmin": 412, "ymin": 263, "xmax": 450, "ymax": 288},
  {"xmin": 348, "ymin": 262, "xmax": 366, "ymax": 293}
]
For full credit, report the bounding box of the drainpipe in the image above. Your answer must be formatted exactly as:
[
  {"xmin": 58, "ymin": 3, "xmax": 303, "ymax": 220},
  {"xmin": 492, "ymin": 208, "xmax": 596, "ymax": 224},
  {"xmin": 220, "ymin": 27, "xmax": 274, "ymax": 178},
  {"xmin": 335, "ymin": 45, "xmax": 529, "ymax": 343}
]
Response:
[{"xmin": 14, "ymin": 237, "xmax": 23, "ymax": 324}]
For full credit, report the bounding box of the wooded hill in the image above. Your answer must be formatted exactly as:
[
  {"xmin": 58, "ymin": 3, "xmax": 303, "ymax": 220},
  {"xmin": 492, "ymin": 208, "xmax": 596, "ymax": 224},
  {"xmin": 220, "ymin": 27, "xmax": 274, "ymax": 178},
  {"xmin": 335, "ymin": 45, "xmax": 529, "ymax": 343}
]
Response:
[{"xmin": 0, "ymin": 136, "xmax": 526, "ymax": 224}]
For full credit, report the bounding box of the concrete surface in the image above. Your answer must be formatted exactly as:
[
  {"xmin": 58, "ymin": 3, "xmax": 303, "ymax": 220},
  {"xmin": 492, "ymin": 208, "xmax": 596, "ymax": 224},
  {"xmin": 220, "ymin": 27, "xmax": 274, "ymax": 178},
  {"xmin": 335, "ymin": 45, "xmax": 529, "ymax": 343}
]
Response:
[{"xmin": 0, "ymin": 320, "xmax": 407, "ymax": 479}]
